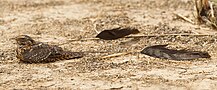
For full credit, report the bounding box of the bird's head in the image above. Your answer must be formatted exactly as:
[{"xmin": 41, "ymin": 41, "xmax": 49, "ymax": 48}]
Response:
[{"xmin": 14, "ymin": 35, "xmax": 36, "ymax": 46}]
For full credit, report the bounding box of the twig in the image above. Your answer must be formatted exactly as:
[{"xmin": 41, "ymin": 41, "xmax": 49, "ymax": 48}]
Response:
[
  {"xmin": 210, "ymin": 1, "xmax": 215, "ymax": 18},
  {"xmin": 100, "ymin": 50, "xmax": 140, "ymax": 59},
  {"xmin": 174, "ymin": 13, "xmax": 195, "ymax": 24},
  {"xmin": 126, "ymin": 34, "xmax": 215, "ymax": 38},
  {"xmin": 100, "ymin": 52, "xmax": 132, "ymax": 59},
  {"xmin": 81, "ymin": 34, "xmax": 212, "ymax": 40},
  {"xmin": 208, "ymin": 1, "xmax": 217, "ymax": 28},
  {"xmin": 58, "ymin": 34, "xmax": 215, "ymax": 45},
  {"xmin": 201, "ymin": 16, "xmax": 217, "ymax": 28},
  {"xmin": 195, "ymin": 0, "xmax": 200, "ymax": 18},
  {"xmin": 195, "ymin": 0, "xmax": 217, "ymax": 28},
  {"xmin": 58, "ymin": 38, "xmax": 100, "ymax": 45},
  {"xmin": 68, "ymin": 37, "xmax": 100, "ymax": 41},
  {"xmin": 72, "ymin": 34, "xmax": 214, "ymax": 41},
  {"xmin": 93, "ymin": 23, "xmax": 100, "ymax": 34}
]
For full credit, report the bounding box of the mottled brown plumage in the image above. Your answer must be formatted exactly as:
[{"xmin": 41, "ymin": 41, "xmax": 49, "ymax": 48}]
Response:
[{"xmin": 15, "ymin": 35, "xmax": 83, "ymax": 63}]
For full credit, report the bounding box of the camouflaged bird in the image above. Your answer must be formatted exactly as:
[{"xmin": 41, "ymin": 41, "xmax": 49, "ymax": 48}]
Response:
[
  {"xmin": 141, "ymin": 45, "xmax": 211, "ymax": 60},
  {"xmin": 96, "ymin": 27, "xmax": 140, "ymax": 40},
  {"xmin": 15, "ymin": 35, "xmax": 83, "ymax": 63}
]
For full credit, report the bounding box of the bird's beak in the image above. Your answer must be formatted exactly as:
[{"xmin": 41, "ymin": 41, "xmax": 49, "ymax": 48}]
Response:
[{"xmin": 10, "ymin": 37, "xmax": 16, "ymax": 40}]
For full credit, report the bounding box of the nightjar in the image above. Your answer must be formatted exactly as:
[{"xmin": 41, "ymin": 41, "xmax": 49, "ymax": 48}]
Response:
[{"xmin": 15, "ymin": 35, "xmax": 83, "ymax": 63}]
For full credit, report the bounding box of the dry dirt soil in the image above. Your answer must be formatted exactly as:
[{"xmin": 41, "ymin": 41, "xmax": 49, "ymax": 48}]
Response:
[{"xmin": 1, "ymin": 0, "xmax": 217, "ymax": 89}]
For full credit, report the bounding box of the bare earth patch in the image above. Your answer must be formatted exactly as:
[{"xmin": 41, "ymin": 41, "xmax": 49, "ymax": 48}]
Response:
[{"xmin": 1, "ymin": 0, "xmax": 217, "ymax": 89}]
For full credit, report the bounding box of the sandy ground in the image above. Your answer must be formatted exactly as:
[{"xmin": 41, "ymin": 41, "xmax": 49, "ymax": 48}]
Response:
[{"xmin": 1, "ymin": 0, "xmax": 217, "ymax": 89}]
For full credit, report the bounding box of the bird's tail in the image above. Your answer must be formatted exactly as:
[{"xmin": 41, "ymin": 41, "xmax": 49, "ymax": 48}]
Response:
[{"xmin": 60, "ymin": 51, "xmax": 84, "ymax": 60}]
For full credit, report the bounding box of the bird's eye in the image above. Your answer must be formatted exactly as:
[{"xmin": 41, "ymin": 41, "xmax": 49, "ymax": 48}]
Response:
[{"xmin": 19, "ymin": 38, "xmax": 27, "ymax": 40}]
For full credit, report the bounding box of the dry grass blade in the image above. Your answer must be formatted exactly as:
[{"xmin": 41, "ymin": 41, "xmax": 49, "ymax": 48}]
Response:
[
  {"xmin": 195, "ymin": 0, "xmax": 200, "ymax": 18},
  {"xmin": 100, "ymin": 50, "xmax": 140, "ymax": 59},
  {"xmin": 100, "ymin": 52, "xmax": 132, "ymax": 59},
  {"xmin": 58, "ymin": 38, "xmax": 100, "ymax": 45},
  {"xmin": 58, "ymin": 34, "xmax": 215, "ymax": 46},
  {"xmin": 68, "ymin": 38, "xmax": 100, "ymax": 41},
  {"xmin": 82, "ymin": 34, "xmax": 214, "ymax": 40},
  {"xmin": 126, "ymin": 34, "xmax": 215, "ymax": 38},
  {"xmin": 174, "ymin": 13, "xmax": 195, "ymax": 24}
]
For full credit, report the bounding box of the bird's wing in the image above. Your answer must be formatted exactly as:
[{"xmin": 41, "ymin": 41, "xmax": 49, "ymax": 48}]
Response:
[{"xmin": 22, "ymin": 43, "xmax": 52, "ymax": 63}]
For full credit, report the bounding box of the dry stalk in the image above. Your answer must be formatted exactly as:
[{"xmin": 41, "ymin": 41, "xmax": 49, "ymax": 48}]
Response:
[
  {"xmin": 174, "ymin": 13, "xmax": 195, "ymax": 24},
  {"xmin": 195, "ymin": 0, "xmax": 217, "ymax": 28},
  {"xmin": 100, "ymin": 50, "xmax": 140, "ymax": 59},
  {"xmin": 58, "ymin": 34, "xmax": 214, "ymax": 45}
]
